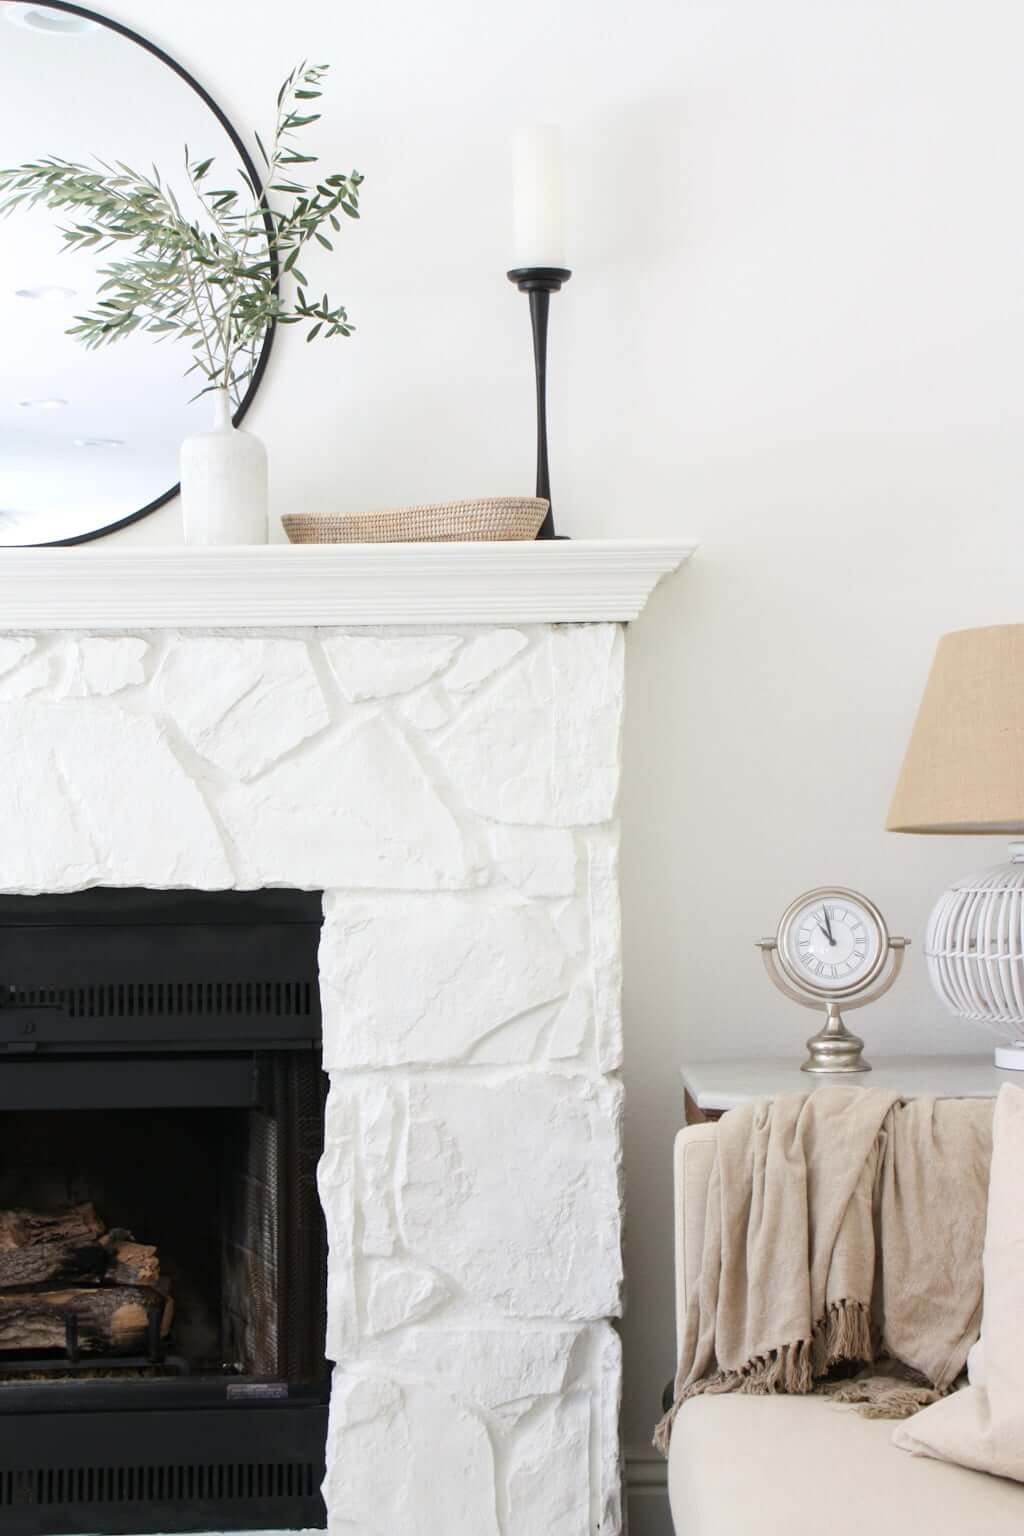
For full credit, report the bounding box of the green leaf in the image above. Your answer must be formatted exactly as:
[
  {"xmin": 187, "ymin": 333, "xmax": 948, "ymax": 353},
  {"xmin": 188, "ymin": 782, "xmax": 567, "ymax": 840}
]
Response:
[{"xmin": 0, "ymin": 63, "xmax": 360, "ymax": 393}]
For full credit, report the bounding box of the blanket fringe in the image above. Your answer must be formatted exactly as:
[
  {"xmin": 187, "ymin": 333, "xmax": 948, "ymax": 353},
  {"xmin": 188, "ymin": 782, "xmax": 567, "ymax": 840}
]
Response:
[
  {"xmin": 654, "ymin": 1298, "xmax": 880, "ymax": 1455},
  {"xmin": 823, "ymin": 1359, "xmax": 945, "ymax": 1420}
]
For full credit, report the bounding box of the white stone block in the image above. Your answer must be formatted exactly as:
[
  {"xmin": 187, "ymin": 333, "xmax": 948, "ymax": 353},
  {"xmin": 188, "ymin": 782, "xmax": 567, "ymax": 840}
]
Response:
[
  {"xmin": 488, "ymin": 822, "xmax": 578, "ymax": 897},
  {"xmin": 443, "ymin": 629, "xmax": 527, "ymax": 692},
  {"xmin": 0, "ymin": 637, "xmax": 36, "ymax": 677},
  {"xmin": 358, "ymin": 1080, "xmax": 399, "ymax": 1258},
  {"xmin": 326, "ymin": 1375, "xmax": 500, "ymax": 1536},
  {"xmin": 593, "ymin": 1322, "xmax": 624, "ymax": 1536},
  {"xmin": 547, "ymin": 985, "xmax": 592, "ymax": 1060},
  {"xmin": 397, "ymin": 683, "xmax": 453, "ymax": 730},
  {"xmin": 466, "ymin": 998, "xmax": 564, "ymax": 1064},
  {"xmin": 318, "ymin": 1085, "xmax": 359, "ymax": 1361},
  {"xmin": 588, "ymin": 832, "xmax": 624, "ymax": 1072},
  {"xmin": 0, "ymin": 652, "xmax": 55, "ymax": 700},
  {"xmin": 364, "ymin": 1262, "xmax": 450, "ymax": 1335},
  {"xmin": 376, "ymin": 1325, "xmax": 580, "ymax": 1410},
  {"xmin": 220, "ymin": 716, "xmax": 484, "ymax": 890},
  {"xmin": 0, "ymin": 702, "xmax": 231, "ymax": 891},
  {"xmin": 553, "ymin": 896, "xmax": 588, "ymax": 958},
  {"xmin": 322, "ymin": 634, "xmax": 461, "ymax": 701},
  {"xmin": 158, "ymin": 636, "xmax": 329, "ymax": 780},
  {"xmin": 61, "ymin": 637, "xmax": 148, "ymax": 697},
  {"xmin": 399, "ymin": 1074, "xmax": 623, "ymax": 1320},
  {"xmin": 435, "ymin": 624, "xmax": 624, "ymax": 826},
  {"xmin": 320, "ymin": 892, "xmax": 570, "ymax": 1068},
  {"xmin": 505, "ymin": 1393, "xmax": 591, "ymax": 1536}
]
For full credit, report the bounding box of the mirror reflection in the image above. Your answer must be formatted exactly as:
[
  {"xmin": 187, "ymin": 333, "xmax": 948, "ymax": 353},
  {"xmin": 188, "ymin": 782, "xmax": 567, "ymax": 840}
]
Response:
[{"xmin": 0, "ymin": 3, "xmax": 270, "ymax": 545}]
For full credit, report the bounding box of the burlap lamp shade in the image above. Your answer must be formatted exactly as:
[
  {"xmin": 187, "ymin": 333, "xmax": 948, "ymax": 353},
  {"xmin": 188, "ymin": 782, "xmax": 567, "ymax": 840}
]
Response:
[
  {"xmin": 889, "ymin": 624, "xmax": 1024, "ymax": 1069},
  {"xmin": 888, "ymin": 625, "xmax": 1024, "ymax": 835}
]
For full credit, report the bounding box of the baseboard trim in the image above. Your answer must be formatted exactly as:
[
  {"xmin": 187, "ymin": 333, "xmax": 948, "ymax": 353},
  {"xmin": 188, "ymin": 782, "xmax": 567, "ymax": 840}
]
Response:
[
  {"xmin": 625, "ymin": 1449, "xmax": 668, "ymax": 1491},
  {"xmin": 625, "ymin": 1448, "xmax": 671, "ymax": 1536}
]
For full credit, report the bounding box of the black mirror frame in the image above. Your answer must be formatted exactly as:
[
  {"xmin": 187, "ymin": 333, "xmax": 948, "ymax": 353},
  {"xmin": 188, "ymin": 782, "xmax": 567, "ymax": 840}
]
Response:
[{"xmin": 1, "ymin": 0, "xmax": 277, "ymax": 546}]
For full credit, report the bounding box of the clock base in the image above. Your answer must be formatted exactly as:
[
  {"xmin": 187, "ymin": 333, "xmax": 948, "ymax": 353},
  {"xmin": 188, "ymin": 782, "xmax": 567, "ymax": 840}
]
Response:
[{"xmin": 801, "ymin": 1004, "xmax": 871, "ymax": 1074}]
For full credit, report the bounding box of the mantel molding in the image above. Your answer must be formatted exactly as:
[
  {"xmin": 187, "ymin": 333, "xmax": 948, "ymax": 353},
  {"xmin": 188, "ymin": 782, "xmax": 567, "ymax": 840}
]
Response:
[{"xmin": 0, "ymin": 540, "xmax": 695, "ymax": 628}]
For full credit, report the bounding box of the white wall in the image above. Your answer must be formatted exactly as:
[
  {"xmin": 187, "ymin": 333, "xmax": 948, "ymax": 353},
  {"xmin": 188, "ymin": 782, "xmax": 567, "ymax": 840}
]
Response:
[{"xmin": 71, "ymin": 0, "xmax": 1024, "ymax": 1511}]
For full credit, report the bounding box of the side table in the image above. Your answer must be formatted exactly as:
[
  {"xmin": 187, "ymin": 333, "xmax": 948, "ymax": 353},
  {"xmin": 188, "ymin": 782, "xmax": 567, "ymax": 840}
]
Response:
[{"xmin": 682, "ymin": 1053, "xmax": 1012, "ymax": 1124}]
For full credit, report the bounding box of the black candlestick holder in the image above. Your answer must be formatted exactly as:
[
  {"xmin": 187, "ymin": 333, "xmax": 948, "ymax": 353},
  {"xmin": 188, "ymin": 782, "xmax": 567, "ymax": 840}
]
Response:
[{"xmin": 507, "ymin": 266, "xmax": 572, "ymax": 539}]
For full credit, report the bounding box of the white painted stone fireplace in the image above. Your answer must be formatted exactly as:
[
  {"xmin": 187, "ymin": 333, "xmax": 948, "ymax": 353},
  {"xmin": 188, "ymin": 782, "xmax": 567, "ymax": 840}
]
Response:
[{"xmin": 0, "ymin": 542, "xmax": 692, "ymax": 1536}]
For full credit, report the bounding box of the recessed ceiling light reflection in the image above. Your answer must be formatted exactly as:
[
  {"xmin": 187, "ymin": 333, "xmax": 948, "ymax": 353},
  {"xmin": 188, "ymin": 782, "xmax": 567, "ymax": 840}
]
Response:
[
  {"xmin": 18, "ymin": 397, "xmax": 68, "ymax": 410},
  {"xmin": 15, "ymin": 285, "xmax": 77, "ymax": 303},
  {"xmin": 4, "ymin": 6, "xmax": 98, "ymax": 34},
  {"xmin": 74, "ymin": 437, "xmax": 125, "ymax": 449}
]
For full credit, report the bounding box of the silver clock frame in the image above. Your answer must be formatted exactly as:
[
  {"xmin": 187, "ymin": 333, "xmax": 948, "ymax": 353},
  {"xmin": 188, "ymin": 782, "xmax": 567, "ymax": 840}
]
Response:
[
  {"xmin": 776, "ymin": 886, "xmax": 889, "ymax": 998},
  {"xmin": 758, "ymin": 886, "xmax": 909, "ymax": 1074}
]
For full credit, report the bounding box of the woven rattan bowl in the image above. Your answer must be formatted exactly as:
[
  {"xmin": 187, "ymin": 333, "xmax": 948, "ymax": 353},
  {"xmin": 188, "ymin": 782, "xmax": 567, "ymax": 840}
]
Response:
[{"xmin": 282, "ymin": 497, "xmax": 548, "ymax": 545}]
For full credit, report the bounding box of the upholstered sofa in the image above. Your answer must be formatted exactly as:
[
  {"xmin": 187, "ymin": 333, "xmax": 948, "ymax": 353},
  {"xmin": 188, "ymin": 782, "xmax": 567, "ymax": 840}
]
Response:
[{"xmin": 667, "ymin": 1122, "xmax": 1024, "ymax": 1534}]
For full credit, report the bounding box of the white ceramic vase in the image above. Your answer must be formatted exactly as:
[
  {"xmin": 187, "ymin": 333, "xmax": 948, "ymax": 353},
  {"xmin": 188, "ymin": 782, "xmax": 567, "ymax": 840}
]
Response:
[{"xmin": 180, "ymin": 387, "xmax": 268, "ymax": 545}]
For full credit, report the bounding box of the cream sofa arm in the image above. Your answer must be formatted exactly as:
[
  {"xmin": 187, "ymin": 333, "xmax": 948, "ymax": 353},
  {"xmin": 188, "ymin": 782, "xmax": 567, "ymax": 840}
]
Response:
[{"xmin": 673, "ymin": 1122, "xmax": 719, "ymax": 1366}]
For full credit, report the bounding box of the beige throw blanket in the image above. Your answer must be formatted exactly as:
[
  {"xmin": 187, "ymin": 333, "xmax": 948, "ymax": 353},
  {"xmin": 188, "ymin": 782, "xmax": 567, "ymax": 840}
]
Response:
[{"xmin": 655, "ymin": 1087, "xmax": 993, "ymax": 1453}]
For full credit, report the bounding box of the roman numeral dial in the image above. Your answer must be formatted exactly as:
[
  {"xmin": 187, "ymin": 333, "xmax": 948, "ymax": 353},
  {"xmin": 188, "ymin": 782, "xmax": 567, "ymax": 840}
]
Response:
[{"xmin": 776, "ymin": 889, "xmax": 886, "ymax": 996}]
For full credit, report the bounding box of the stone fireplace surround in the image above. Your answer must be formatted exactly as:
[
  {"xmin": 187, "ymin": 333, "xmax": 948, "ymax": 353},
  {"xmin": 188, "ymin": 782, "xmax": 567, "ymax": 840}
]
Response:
[{"xmin": 0, "ymin": 543, "xmax": 692, "ymax": 1536}]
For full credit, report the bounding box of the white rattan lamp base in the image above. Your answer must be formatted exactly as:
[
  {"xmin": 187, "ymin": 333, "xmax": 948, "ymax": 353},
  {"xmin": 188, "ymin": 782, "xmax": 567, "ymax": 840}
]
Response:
[{"xmin": 926, "ymin": 842, "xmax": 1024, "ymax": 1071}]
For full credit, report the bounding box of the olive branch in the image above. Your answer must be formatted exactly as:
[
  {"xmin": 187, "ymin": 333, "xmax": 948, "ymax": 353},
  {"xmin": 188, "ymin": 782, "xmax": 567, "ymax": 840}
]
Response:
[{"xmin": 0, "ymin": 62, "xmax": 363, "ymax": 402}]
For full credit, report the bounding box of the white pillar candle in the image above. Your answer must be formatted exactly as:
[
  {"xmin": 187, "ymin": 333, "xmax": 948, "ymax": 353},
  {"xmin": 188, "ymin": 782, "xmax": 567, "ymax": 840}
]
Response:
[{"xmin": 513, "ymin": 125, "xmax": 565, "ymax": 269}]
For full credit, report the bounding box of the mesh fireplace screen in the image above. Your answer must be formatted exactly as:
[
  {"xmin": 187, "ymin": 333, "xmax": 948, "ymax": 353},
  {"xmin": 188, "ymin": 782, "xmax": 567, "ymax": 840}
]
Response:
[
  {"xmin": 0, "ymin": 1056, "xmax": 327, "ymax": 1384},
  {"xmin": 222, "ymin": 1055, "xmax": 326, "ymax": 1382}
]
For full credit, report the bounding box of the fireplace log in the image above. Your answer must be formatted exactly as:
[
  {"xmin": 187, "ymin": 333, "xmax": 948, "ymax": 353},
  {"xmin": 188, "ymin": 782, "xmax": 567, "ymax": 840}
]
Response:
[
  {"xmin": 99, "ymin": 1230, "xmax": 161, "ymax": 1288},
  {"xmin": 0, "ymin": 1285, "xmax": 174, "ymax": 1354},
  {"xmin": 0, "ymin": 1203, "xmax": 107, "ymax": 1290}
]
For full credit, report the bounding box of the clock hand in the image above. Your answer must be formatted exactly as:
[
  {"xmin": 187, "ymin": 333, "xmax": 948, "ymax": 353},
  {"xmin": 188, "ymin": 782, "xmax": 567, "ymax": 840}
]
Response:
[{"xmin": 821, "ymin": 907, "xmax": 836, "ymax": 947}]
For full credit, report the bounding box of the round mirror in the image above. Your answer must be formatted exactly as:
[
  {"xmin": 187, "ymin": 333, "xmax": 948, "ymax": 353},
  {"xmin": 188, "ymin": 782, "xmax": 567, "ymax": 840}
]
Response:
[{"xmin": 0, "ymin": 1, "xmax": 273, "ymax": 545}]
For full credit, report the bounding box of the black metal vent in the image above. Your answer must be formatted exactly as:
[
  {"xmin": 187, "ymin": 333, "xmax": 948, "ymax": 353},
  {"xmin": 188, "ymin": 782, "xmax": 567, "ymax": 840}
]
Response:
[
  {"xmin": 3, "ymin": 980, "xmax": 315, "ymax": 1021},
  {"xmin": 1, "ymin": 1461, "xmax": 318, "ymax": 1507},
  {"xmin": 0, "ymin": 889, "xmax": 323, "ymax": 1053}
]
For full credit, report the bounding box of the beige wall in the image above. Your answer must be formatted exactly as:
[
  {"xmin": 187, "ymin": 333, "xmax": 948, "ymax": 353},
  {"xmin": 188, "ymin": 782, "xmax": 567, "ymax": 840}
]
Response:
[{"xmin": 69, "ymin": 0, "xmax": 1023, "ymax": 1506}]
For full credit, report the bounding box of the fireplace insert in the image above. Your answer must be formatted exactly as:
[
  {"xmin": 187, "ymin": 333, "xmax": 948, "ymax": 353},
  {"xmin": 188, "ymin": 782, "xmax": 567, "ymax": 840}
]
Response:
[{"xmin": 0, "ymin": 889, "xmax": 329, "ymax": 1536}]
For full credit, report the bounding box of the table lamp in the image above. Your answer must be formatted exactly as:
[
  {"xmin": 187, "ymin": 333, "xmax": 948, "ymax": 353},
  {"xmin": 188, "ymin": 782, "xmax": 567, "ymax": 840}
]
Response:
[{"xmin": 887, "ymin": 623, "xmax": 1024, "ymax": 1069}]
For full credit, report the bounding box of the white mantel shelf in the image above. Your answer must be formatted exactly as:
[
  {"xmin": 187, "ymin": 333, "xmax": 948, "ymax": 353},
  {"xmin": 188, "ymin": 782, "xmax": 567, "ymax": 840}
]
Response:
[{"xmin": 0, "ymin": 540, "xmax": 695, "ymax": 628}]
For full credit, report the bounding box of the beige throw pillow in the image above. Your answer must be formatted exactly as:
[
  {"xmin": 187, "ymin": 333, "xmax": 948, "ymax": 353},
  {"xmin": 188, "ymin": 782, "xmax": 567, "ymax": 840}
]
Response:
[{"xmin": 893, "ymin": 1083, "xmax": 1024, "ymax": 1482}]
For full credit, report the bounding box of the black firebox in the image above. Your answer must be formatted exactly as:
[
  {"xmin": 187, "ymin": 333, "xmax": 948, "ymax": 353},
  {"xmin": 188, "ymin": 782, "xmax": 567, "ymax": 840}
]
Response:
[{"xmin": 0, "ymin": 889, "xmax": 329, "ymax": 1536}]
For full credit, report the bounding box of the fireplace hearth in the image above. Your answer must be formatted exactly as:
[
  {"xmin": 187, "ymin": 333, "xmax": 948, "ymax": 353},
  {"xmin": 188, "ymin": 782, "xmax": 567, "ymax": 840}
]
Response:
[{"xmin": 0, "ymin": 889, "xmax": 328, "ymax": 1536}]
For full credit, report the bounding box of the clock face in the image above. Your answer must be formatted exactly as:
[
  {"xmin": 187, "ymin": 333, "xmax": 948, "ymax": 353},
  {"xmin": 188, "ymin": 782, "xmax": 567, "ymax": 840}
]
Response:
[{"xmin": 776, "ymin": 890, "xmax": 887, "ymax": 996}]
